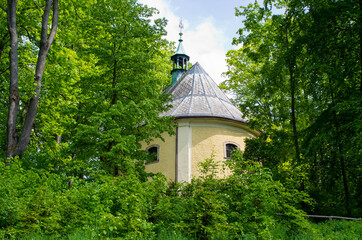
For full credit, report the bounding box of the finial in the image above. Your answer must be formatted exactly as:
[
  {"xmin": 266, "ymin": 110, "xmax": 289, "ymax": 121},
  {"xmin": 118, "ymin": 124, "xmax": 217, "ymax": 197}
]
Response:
[
  {"xmin": 179, "ymin": 19, "xmax": 184, "ymax": 33},
  {"xmin": 179, "ymin": 19, "xmax": 184, "ymax": 41}
]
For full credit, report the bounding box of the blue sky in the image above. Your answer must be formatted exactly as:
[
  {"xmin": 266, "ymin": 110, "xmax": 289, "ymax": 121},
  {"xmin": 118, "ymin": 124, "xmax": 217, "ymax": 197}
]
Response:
[
  {"xmin": 139, "ymin": 0, "xmax": 259, "ymax": 84},
  {"xmin": 171, "ymin": 0, "xmax": 243, "ymax": 49}
]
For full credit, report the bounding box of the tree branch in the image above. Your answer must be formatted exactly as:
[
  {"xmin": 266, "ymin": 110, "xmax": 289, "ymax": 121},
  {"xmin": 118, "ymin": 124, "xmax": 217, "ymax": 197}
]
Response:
[
  {"xmin": 0, "ymin": 32, "xmax": 10, "ymax": 60},
  {"xmin": 0, "ymin": 3, "xmax": 6, "ymax": 12},
  {"xmin": 47, "ymin": 0, "xmax": 58, "ymax": 48},
  {"xmin": 0, "ymin": 66, "xmax": 9, "ymax": 76},
  {"xmin": 20, "ymin": 5, "xmax": 45, "ymax": 11},
  {"xmin": 71, "ymin": 0, "xmax": 83, "ymax": 20}
]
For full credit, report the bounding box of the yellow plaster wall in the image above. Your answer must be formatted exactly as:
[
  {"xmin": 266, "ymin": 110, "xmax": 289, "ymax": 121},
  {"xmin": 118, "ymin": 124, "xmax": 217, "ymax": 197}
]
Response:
[
  {"xmin": 140, "ymin": 118, "xmax": 258, "ymax": 182},
  {"xmin": 141, "ymin": 131, "xmax": 176, "ymax": 181},
  {"xmin": 191, "ymin": 120, "xmax": 256, "ymax": 179}
]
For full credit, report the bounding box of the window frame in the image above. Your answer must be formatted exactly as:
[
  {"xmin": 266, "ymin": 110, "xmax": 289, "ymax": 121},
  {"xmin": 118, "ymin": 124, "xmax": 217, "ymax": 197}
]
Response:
[{"xmin": 224, "ymin": 141, "xmax": 240, "ymax": 159}]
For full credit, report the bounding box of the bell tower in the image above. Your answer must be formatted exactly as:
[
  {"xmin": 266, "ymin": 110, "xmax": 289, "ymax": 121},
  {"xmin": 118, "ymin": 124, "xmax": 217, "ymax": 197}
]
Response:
[{"xmin": 171, "ymin": 21, "xmax": 190, "ymax": 86}]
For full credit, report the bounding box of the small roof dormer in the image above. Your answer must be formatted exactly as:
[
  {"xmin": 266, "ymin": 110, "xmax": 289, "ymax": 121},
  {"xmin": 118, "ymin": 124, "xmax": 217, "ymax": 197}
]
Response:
[{"xmin": 171, "ymin": 21, "xmax": 190, "ymax": 87}]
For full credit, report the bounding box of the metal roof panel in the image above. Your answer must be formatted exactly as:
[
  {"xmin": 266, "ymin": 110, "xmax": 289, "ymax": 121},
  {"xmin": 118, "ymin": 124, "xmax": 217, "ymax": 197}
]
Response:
[{"xmin": 163, "ymin": 62, "xmax": 246, "ymax": 122}]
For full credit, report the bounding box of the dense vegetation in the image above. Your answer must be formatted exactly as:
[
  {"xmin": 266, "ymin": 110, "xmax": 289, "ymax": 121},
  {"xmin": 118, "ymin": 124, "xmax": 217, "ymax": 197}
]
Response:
[
  {"xmin": 221, "ymin": 0, "xmax": 361, "ymax": 218},
  {"xmin": 0, "ymin": 154, "xmax": 316, "ymax": 239},
  {"xmin": 0, "ymin": 156, "xmax": 360, "ymax": 239},
  {"xmin": 0, "ymin": 0, "xmax": 361, "ymax": 239},
  {"xmin": 1, "ymin": 0, "xmax": 174, "ymax": 175}
]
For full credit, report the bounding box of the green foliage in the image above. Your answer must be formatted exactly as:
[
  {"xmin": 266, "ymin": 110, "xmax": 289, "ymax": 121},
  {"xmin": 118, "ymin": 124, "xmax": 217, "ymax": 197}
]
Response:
[
  {"xmin": 0, "ymin": 154, "xmax": 314, "ymax": 240},
  {"xmin": 0, "ymin": 160, "xmax": 167, "ymax": 239},
  {"xmin": 243, "ymin": 132, "xmax": 309, "ymax": 191},
  {"xmin": 1, "ymin": 0, "xmax": 360, "ymax": 239},
  {"xmin": 290, "ymin": 220, "xmax": 362, "ymax": 240},
  {"xmin": 1, "ymin": 156, "xmax": 358, "ymax": 240},
  {"xmin": 0, "ymin": 1, "xmax": 176, "ymax": 237},
  {"xmin": 153, "ymin": 152, "xmax": 311, "ymax": 240},
  {"xmin": 224, "ymin": 0, "xmax": 362, "ymax": 217},
  {"xmin": 60, "ymin": 0, "xmax": 176, "ymax": 177},
  {"xmin": 0, "ymin": 159, "xmax": 68, "ymax": 237},
  {"xmin": 1, "ymin": 0, "xmax": 175, "ymax": 178}
]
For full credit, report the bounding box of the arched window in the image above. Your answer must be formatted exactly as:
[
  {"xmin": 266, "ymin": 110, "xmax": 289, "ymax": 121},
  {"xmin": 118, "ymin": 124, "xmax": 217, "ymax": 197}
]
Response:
[
  {"xmin": 146, "ymin": 145, "xmax": 159, "ymax": 164},
  {"xmin": 224, "ymin": 142, "xmax": 239, "ymax": 158},
  {"xmin": 178, "ymin": 57, "xmax": 184, "ymax": 68}
]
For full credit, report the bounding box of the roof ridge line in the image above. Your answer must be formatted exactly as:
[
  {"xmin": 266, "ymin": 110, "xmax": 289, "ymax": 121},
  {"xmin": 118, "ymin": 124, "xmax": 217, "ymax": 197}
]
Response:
[
  {"xmin": 205, "ymin": 74, "xmax": 220, "ymax": 98},
  {"xmin": 165, "ymin": 66, "xmax": 194, "ymax": 93},
  {"xmin": 202, "ymin": 72, "xmax": 237, "ymax": 118},
  {"xmin": 219, "ymin": 99, "xmax": 238, "ymax": 119},
  {"xmin": 169, "ymin": 95, "xmax": 189, "ymax": 116},
  {"xmin": 199, "ymin": 72, "xmax": 213, "ymax": 115},
  {"xmin": 187, "ymin": 68, "xmax": 196, "ymax": 114}
]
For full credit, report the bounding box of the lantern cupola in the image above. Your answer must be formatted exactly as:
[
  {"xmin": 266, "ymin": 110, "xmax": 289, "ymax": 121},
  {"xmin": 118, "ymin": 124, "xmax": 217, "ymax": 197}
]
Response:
[{"xmin": 171, "ymin": 21, "xmax": 190, "ymax": 86}]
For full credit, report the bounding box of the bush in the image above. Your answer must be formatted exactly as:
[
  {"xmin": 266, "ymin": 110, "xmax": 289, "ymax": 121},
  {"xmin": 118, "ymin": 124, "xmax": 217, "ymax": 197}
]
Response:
[
  {"xmin": 0, "ymin": 160, "xmax": 167, "ymax": 239},
  {"xmin": 291, "ymin": 220, "xmax": 362, "ymax": 240},
  {"xmin": 152, "ymin": 152, "xmax": 312, "ymax": 239},
  {"xmin": 0, "ymin": 153, "xmax": 313, "ymax": 239}
]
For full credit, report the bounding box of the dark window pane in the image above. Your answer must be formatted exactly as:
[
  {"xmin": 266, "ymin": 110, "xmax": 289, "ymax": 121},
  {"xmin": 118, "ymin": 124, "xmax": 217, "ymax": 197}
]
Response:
[
  {"xmin": 226, "ymin": 143, "xmax": 237, "ymax": 158},
  {"xmin": 147, "ymin": 146, "xmax": 158, "ymax": 162}
]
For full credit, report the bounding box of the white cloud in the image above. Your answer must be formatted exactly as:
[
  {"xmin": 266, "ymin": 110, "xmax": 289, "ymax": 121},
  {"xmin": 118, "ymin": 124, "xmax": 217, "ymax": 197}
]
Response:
[
  {"xmin": 139, "ymin": 0, "xmax": 228, "ymax": 85},
  {"xmin": 182, "ymin": 20, "xmax": 227, "ymax": 84},
  {"xmin": 139, "ymin": 0, "xmax": 180, "ymax": 42}
]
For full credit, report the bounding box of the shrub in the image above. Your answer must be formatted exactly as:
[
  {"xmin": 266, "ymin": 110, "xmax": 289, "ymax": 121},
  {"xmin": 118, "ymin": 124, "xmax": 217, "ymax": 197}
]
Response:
[
  {"xmin": 0, "ymin": 160, "xmax": 167, "ymax": 239},
  {"xmin": 153, "ymin": 152, "xmax": 312, "ymax": 239},
  {"xmin": 0, "ymin": 153, "xmax": 313, "ymax": 239}
]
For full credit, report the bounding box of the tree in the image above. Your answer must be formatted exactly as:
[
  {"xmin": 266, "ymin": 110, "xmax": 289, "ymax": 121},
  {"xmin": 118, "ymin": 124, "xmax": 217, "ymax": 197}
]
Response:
[
  {"xmin": 5, "ymin": 0, "xmax": 58, "ymax": 161},
  {"xmin": 297, "ymin": 0, "xmax": 361, "ymax": 216},
  {"xmin": 0, "ymin": 2, "xmax": 9, "ymax": 158},
  {"xmin": 224, "ymin": 0, "xmax": 361, "ymax": 216},
  {"xmin": 56, "ymin": 0, "xmax": 175, "ymax": 177},
  {"xmin": 2, "ymin": 0, "xmax": 175, "ymax": 179},
  {"xmin": 223, "ymin": 1, "xmax": 306, "ymax": 163}
]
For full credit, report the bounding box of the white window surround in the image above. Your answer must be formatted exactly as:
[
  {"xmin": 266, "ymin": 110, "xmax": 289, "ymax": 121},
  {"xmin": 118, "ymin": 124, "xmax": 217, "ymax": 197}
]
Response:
[{"xmin": 224, "ymin": 141, "xmax": 240, "ymax": 159}]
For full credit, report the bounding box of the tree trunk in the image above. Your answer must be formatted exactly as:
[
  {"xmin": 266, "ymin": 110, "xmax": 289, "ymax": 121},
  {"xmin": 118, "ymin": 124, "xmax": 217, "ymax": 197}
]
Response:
[
  {"xmin": 328, "ymin": 75, "xmax": 351, "ymax": 215},
  {"xmin": 109, "ymin": 58, "xmax": 117, "ymax": 174},
  {"xmin": 6, "ymin": 0, "xmax": 59, "ymax": 159},
  {"xmin": 111, "ymin": 57, "xmax": 117, "ymax": 105},
  {"xmin": 101, "ymin": 57, "xmax": 117, "ymax": 174},
  {"xmin": 290, "ymin": 70, "xmax": 300, "ymax": 162},
  {"xmin": 285, "ymin": 25, "xmax": 300, "ymax": 163},
  {"xmin": 338, "ymin": 142, "xmax": 351, "ymax": 215},
  {"xmin": 359, "ymin": 0, "xmax": 362, "ymax": 91},
  {"xmin": 5, "ymin": 0, "xmax": 19, "ymax": 163},
  {"xmin": 56, "ymin": 135, "xmax": 61, "ymax": 145}
]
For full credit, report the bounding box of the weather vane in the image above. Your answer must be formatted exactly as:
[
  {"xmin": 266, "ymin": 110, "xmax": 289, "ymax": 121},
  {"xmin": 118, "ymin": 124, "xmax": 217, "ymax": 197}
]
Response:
[{"xmin": 179, "ymin": 19, "xmax": 184, "ymax": 33}]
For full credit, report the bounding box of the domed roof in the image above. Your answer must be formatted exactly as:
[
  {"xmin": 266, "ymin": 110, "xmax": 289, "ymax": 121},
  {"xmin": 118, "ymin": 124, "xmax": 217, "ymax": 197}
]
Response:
[{"xmin": 161, "ymin": 62, "xmax": 246, "ymax": 122}]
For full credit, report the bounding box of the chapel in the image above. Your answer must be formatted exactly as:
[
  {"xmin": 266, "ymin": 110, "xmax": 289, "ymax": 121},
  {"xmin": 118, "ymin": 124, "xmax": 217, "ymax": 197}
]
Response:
[{"xmin": 141, "ymin": 27, "xmax": 259, "ymax": 182}]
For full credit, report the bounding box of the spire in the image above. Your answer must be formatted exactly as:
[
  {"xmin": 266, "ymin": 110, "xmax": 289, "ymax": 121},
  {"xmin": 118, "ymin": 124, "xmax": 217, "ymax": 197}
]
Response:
[
  {"xmin": 171, "ymin": 20, "xmax": 190, "ymax": 87},
  {"xmin": 175, "ymin": 20, "xmax": 186, "ymax": 54}
]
